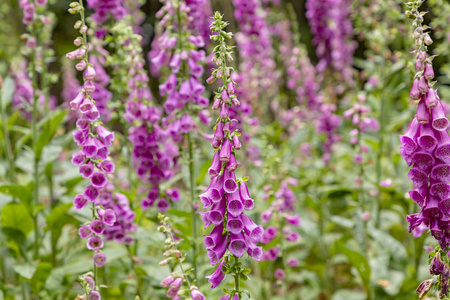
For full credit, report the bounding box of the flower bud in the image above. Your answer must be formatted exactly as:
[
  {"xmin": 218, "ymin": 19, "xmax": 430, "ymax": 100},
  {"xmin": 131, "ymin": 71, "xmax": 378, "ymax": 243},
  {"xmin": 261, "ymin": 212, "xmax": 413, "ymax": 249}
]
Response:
[{"xmin": 430, "ymin": 252, "xmax": 444, "ymax": 275}]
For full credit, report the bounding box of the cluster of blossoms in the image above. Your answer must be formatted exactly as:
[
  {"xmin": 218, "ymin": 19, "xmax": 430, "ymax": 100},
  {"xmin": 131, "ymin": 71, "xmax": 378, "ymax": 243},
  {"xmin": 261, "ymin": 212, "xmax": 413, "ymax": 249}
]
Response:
[
  {"xmin": 158, "ymin": 214, "xmax": 206, "ymax": 299},
  {"xmin": 306, "ymin": 0, "xmax": 356, "ymax": 88},
  {"xmin": 66, "ymin": 1, "xmax": 124, "ymax": 298},
  {"xmin": 87, "ymin": 0, "xmax": 126, "ymax": 27},
  {"xmin": 260, "ymin": 180, "xmax": 301, "ymax": 270},
  {"xmin": 232, "ymin": 0, "xmax": 280, "ymax": 115},
  {"xmin": 201, "ymin": 13, "xmax": 263, "ymax": 297},
  {"xmin": 344, "ymin": 94, "xmax": 379, "ymax": 164},
  {"xmin": 185, "ymin": 0, "xmax": 212, "ymax": 46},
  {"xmin": 79, "ymin": 274, "xmax": 101, "ymax": 300},
  {"xmin": 140, "ymin": 0, "xmax": 212, "ymax": 211},
  {"xmin": 401, "ymin": 2, "xmax": 450, "ymax": 298},
  {"xmin": 15, "ymin": 0, "xmax": 56, "ymax": 116},
  {"xmin": 316, "ymin": 104, "xmax": 342, "ymax": 165},
  {"xmin": 401, "ymin": 5, "xmax": 450, "ymax": 249}
]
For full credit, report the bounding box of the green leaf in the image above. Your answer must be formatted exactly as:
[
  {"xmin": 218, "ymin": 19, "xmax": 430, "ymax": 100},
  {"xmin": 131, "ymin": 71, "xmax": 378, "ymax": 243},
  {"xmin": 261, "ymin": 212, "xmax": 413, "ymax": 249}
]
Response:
[
  {"xmin": 35, "ymin": 110, "xmax": 66, "ymax": 160},
  {"xmin": 0, "ymin": 184, "xmax": 33, "ymax": 206},
  {"xmin": 331, "ymin": 240, "xmax": 371, "ymax": 296},
  {"xmin": 1, "ymin": 203, "xmax": 34, "ymax": 236},
  {"xmin": 31, "ymin": 262, "xmax": 52, "ymax": 294},
  {"xmin": 1, "ymin": 76, "xmax": 14, "ymax": 109},
  {"xmin": 14, "ymin": 264, "xmax": 37, "ymax": 280},
  {"xmin": 45, "ymin": 203, "xmax": 72, "ymax": 231}
]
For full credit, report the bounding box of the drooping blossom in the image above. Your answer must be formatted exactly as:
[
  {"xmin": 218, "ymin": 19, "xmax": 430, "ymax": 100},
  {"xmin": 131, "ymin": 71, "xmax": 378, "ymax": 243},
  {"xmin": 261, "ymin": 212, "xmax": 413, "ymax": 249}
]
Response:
[
  {"xmin": 306, "ymin": 0, "xmax": 356, "ymax": 87},
  {"xmin": 202, "ymin": 12, "xmax": 263, "ymax": 291}
]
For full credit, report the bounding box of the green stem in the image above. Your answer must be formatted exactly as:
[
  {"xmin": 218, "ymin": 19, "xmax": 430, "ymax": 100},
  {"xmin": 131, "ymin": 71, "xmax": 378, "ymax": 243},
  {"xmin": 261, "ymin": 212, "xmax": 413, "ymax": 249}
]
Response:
[
  {"xmin": 127, "ymin": 246, "xmax": 142, "ymax": 298},
  {"xmin": 234, "ymin": 256, "xmax": 240, "ymax": 299},
  {"xmin": 0, "ymin": 84, "xmax": 16, "ymax": 185},
  {"xmin": 187, "ymin": 131, "xmax": 198, "ymax": 281},
  {"xmin": 31, "ymin": 33, "xmax": 40, "ymax": 261},
  {"xmin": 49, "ymin": 163, "xmax": 56, "ymax": 266}
]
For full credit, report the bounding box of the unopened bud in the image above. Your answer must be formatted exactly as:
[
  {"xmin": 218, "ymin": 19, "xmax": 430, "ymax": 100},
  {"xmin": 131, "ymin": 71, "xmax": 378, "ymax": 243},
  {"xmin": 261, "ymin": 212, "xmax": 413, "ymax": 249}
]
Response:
[
  {"xmin": 74, "ymin": 20, "xmax": 82, "ymax": 29},
  {"xmin": 173, "ymin": 250, "xmax": 182, "ymax": 258},
  {"xmin": 74, "ymin": 37, "xmax": 83, "ymax": 47},
  {"xmin": 416, "ymin": 279, "xmax": 432, "ymax": 299},
  {"xmin": 424, "ymin": 34, "xmax": 433, "ymax": 45},
  {"xmin": 159, "ymin": 259, "xmax": 170, "ymax": 266},
  {"xmin": 79, "ymin": 25, "xmax": 88, "ymax": 34}
]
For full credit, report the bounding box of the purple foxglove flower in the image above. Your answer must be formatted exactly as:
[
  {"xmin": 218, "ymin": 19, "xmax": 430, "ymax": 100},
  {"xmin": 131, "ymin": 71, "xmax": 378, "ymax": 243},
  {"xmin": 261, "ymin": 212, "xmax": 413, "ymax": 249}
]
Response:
[
  {"xmin": 208, "ymin": 234, "xmax": 228, "ymax": 265},
  {"xmin": 206, "ymin": 259, "xmax": 225, "ymax": 288},
  {"xmin": 196, "ymin": 96, "xmax": 209, "ymax": 108},
  {"xmin": 90, "ymin": 219, "xmax": 105, "ymax": 234},
  {"xmin": 84, "ymin": 66, "xmax": 96, "ymax": 81},
  {"xmin": 418, "ymin": 76, "xmax": 428, "ymax": 94},
  {"xmin": 82, "ymin": 136, "xmax": 98, "ymax": 158},
  {"xmin": 100, "ymin": 208, "xmax": 116, "ymax": 226},
  {"xmin": 208, "ymin": 150, "xmax": 222, "ymax": 179},
  {"xmin": 431, "ymin": 164, "xmax": 450, "ymax": 182},
  {"xmin": 261, "ymin": 210, "xmax": 273, "ymax": 223},
  {"xmin": 431, "ymin": 102, "xmax": 449, "ymax": 131},
  {"xmin": 95, "ymin": 139, "xmax": 109, "ymax": 160},
  {"xmin": 274, "ymin": 269, "xmax": 286, "ymax": 281},
  {"xmin": 286, "ymin": 231, "xmax": 301, "ymax": 242},
  {"xmin": 220, "ymin": 103, "xmax": 229, "ymax": 120},
  {"xmin": 72, "ymin": 152, "xmax": 86, "ymax": 165},
  {"xmin": 435, "ymin": 131, "xmax": 450, "ymax": 164},
  {"xmin": 79, "ymin": 225, "xmax": 92, "ymax": 239},
  {"xmin": 179, "ymin": 80, "xmax": 191, "ymax": 101},
  {"xmin": 417, "ymin": 123, "xmax": 437, "ymax": 151},
  {"xmin": 222, "ymin": 89, "xmax": 230, "ymax": 104},
  {"xmin": 285, "ymin": 214, "xmax": 301, "ymax": 226},
  {"xmin": 223, "ymin": 168, "xmax": 238, "ymax": 193},
  {"xmin": 200, "ymin": 211, "xmax": 212, "ymax": 228},
  {"xmin": 425, "ymin": 88, "xmax": 438, "ymax": 109},
  {"xmin": 190, "ymin": 76, "xmax": 205, "ymax": 97},
  {"xmin": 227, "ymin": 193, "xmax": 244, "ymax": 217},
  {"xmin": 412, "ymin": 151, "xmax": 435, "ymax": 171},
  {"xmin": 416, "ymin": 100, "xmax": 429, "ymax": 124},
  {"xmin": 73, "ymin": 129, "xmax": 88, "ymax": 146},
  {"xmin": 98, "ymin": 160, "xmax": 115, "ymax": 174},
  {"xmin": 212, "ymin": 97, "xmax": 221, "ymax": 110},
  {"xmin": 157, "ymin": 198, "xmax": 170, "ymax": 211},
  {"xmin": 416, "ymin": 60, "xmax": 425, "ymax": 71},
  {"xmin": 70, "ymin": 91, "xmax": 84, "ymax": 110},
  {"xmin": 430, "ymin": 182, "xmax": 450, "ymax": 200},
  {"xmin": 188, "ymin": 59, "xmax": 203, "ymax": 77},
  {"xmin": 87, "ymin": 235, "xmax": 104, "ymax": 251},
  {"xmin": 288, "ymin": 258, "xmax": 299, "ymax": 267},
  {"xmin": 96, "ymin": 124, "xmax": 115, "ymax": 146},
  {"xmin": 93, "ymin": 252, "xmax": 107, "ymax": 267},
  {"xmin": 200, "ymin": 192, "xmax": 212, "ymax": 209},
  {"xmin": 246, "ymin": 239, "xmax": 263, "ymax": 261},
  {"xmin": 89, "ymin": 291, "xmax": 101, "ymax": 300},
  {"xmin": 227, "ymin": 213, "xmax": 244, "ymax": 234},
  {"xmin": 227, "ymin": 154, "xmax": 237, "ymax": 172},
  {"xmin": 190, "ymin": 288, "xmax": 205, "ymax": 300},
  {"xmin": 410, "ymin": 78, "xmax": 421, "ymax": 100},
  {"xmin": 407, "ymin": 167, "xmax": 429, "ymax": 188},
  {"xmin": 76, "ymin": 117, "xmax": 90, "ymax": 130},
  {"xmin": 214, "ymin": 121, "xmax": 224, "ymax": 144},
  {"xmin": 204, "ymin": 223, "xmax": 224, "ymax": 249},
  {"xmin": 232, "ymin": 135, "xmax": 241, "ymax": 150},
  {"xmin": 430, "ymin": 253, "xmax": 444, "ymax": 275},
  {"xmin": 239, "ymin": 181, "xmax": 255, "ymax": 210},
  {"xmin": 166, "ymin": 188, "xmax": 180, "ymax": 202},
  {"xmin": 161, "ymin": 275, "xmax": 175, "ymax": 287},
  {"xmin": 91, "ymin": 172, "xmax": 108, "ymax": 188},
  {"xmin": 424, "ymin": 63, "xmax": 434, "ymax": 80},
  {"xmin": 79, "ymin": 161, "xmax": 94, "ymax": 179},
  {"xmin": 180, "ymin": 114, "xmax": 192, "ymax": 133},
  {"xmin": 209, "ymin": 198, "xmax": 226, "ymax": 225},
  {"xmin": 266, "ymin": 247, "xmax": 280, "ymax": 260},
  {"xmin": 80, "ymin": 98, "xmax": 94, "ymax": 113},
  {"xmin": 229, "ymin": 232, "xmax": 248, "ymax": 257},
  {"xmin": 169, "ymin": 53, "xmax": 181, "ymax": 72},
  {"xmin": 74, "ymin": 194, "xmax": 88, "ymax": 209},
  {"xmin": 219, "ymin": 139, "xmax": 231, "ymax": 163},
  {"xmin": 261, "ymin": 226, "xmax": 278, "ymax": 244},
  {"xmin": 84, "ymin": 81, "xmax": 95, "ymax": 94},
  {"xmin": 84, "ymin": 185, "xmax": 99, "ymax": 202},
  {"xmin": 242, "ymin": 214, "xmax": 263, "ymax": 242}
]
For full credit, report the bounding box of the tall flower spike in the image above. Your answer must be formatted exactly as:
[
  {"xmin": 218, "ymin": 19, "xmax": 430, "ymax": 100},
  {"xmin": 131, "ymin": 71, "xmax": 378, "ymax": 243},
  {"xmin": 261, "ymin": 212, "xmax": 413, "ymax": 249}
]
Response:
[
  {"xmin": 202, "ymin": 12, "xmax": 262, "ymax": 298},
  {"xmin": 402, "ymin": 1, "xmax": 450, "ymax": 298},
  {"xmin": 67, "ymin": 1, "xmax": 119, "ymax": 298}
]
